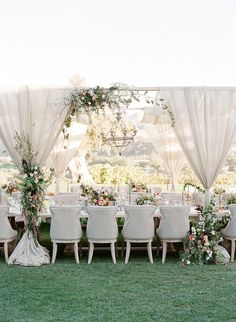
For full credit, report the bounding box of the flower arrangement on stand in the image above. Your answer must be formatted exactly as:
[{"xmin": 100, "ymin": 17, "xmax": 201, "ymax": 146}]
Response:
[
  {"xmin": 182, "ymin": 202, "xmax": 230, "ymax": 265},
  {"xmin": 8, "ymin": 133, "xmax": 54, "ymax": 266}
]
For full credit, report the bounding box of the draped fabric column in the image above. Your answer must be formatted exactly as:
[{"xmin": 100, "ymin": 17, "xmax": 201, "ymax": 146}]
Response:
[
  {"xmin": 142, "ymin": 106, "xmax": 186, "ymax": 192},
  {"xmin": 159, "ymin": 87, "xmax": 236, "ymax": 206},
  {"xmin": 0, "ymin": 86, "xmax": 71, "ymax": 266},
  {"xmin": 46, "ymin": 122, "xmax": 88, "ymax": 193}
]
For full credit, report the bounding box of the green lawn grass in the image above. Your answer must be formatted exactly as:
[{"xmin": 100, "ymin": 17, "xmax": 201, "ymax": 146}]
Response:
[{"xmin": 1, "ymin": 224, "xmax": 236, "ymax": 322}]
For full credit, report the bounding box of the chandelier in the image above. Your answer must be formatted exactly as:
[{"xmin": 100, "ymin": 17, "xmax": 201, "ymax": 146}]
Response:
[{"xmin": 101, "ymin": 108, "xmax": 137, "ymax": 154}]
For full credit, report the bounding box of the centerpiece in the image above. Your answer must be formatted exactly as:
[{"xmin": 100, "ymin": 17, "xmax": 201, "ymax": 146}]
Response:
[
  {"xmin": 136, "ymin": 194, "xmax": 159, "ymax": 206},
  {"xmin": 130, "ymin": 182, "xmax": 148, "ymax": 193},
  {"xmin": 80, "ymin": 184, "xmax": 117, "ymax": 206},
  {"xmin": 1, "ymin": 180, "xmax": 20, "ymax": 196}
]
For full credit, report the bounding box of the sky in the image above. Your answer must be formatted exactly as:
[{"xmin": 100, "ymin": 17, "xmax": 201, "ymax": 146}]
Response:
[{"xmin": 0, "ymin": 0, "xmax": 236, "ymax": 87}]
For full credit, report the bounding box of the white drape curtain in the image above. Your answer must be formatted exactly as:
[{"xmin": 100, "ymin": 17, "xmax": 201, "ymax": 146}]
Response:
[
  {"xmin": 148, "ymin": 123, "xmax": 186, "ymax": 192},
  {"xmin": 0, "ymin": 86, "xmax": 70, "ymax": 167},
  {"xmin": 142, "ymin": 109, "xmax": 186, "ymax": 192},
  {"xmin": 159, "ymin": 87, "xmax": 236, "ymax": 206},
  {"xmin": 46, "ymin": 122, "xmax": 88, "ymax": 192}
]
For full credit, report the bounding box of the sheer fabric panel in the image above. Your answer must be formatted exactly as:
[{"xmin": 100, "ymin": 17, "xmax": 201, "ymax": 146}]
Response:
[
  {"xmin": 0, "ymin": 86, "xmax": 70, "ymax": 167},
  {"xmin": 159, "ymin": 87, "xmax": 236, "ymax": 205}
]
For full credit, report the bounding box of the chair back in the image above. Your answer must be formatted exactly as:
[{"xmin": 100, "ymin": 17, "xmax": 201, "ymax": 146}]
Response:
[
  {"xmin": 130, "ymin": 192, "xmax": 143, "ymax": 205},
  {"xmin": 122, "ymin": 205, "xmax": 156, "ymax": 240},
  {"xmin": 161, "ymin": 193, "xmax": 183, "ymax": 205},
  {"xmin": 192, "ymin": 192, "xmax": 204, "ymax": 206},
  {"xmin": 54, "ymin": 193, "xmax": 80, "ymax": 205},
  {"xmin": 86, "ymin": 206, "xmax": 118, "ymax": 241},
  {"xmin": 11, "ymin": 192, "xmax": 21, "ymax": 201},
  {"xmin": 222, "ymin": 204, "xmax": 236, "ymax": 238},
  {"xmin": 70, "ymin": 185, "xmax": 81, "ymax": 193},
  {"xmin": 157, "ymin": 206, "xmax": 190, "ymax": 240},
  {"xmin": 0, "ymin": 192, "xmax": 8, "ymax": 205},
  {"xmin": 50, "ymin": 206, "xmax": 82, "ymax": 240},
  {"xmin": 93, "ymin": 185, "xmax": 114, "ymax": 192},
  {"xmin": 0, "ymin": 206, "xmax": 17, "ymax": 239},
  {"xmin": 148, "ymin": 185, "xmax": 162, "ymax": 194}
]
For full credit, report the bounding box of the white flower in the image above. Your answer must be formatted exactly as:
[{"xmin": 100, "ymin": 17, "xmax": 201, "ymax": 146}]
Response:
[
  {"xmin": 211, "ymin": 230, "xmax": 215, "ymax": 235},
  {"xmin": 186, "ymin": 260, "xmax": 191, "ymax": 265}
]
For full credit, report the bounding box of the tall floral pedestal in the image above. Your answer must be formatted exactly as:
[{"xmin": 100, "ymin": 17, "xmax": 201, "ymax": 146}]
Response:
[{"xmin": 8, "ymin": 231, "xmax": 50, "ymax": 266}]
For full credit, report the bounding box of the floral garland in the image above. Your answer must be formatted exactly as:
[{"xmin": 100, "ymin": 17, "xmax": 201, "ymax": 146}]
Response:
[
  {"xmin": 63, "ymin": 85, "xmax": 176, "ymax": 140},
  {"xmin": 183, "ymin": 181, "xmax": 205, "ymax": 193},
  {"xmin": 64, "ymin": 86, "xmax": 115, "ymax": 130},
  {"xmin": 15, "ymin": 133, "xmax": 54, "ymax": 235},
  {"xmin": 182, "ymin": 202, "xmax": 229, "ymax": 265}
]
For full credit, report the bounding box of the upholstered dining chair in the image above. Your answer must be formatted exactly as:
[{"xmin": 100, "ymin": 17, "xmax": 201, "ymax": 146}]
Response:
[
  {"xmin": 0, "ymin": 206, "xmax": 17, "ymax": 262},
  {"xmin": 221, "ymin": 204, "xmax": 236, "ymax": 262},
  {"xmin": 157, "ymin": 206, "xmax": 190, "ymax": 263},
  {"xmin": 86, "ymin": 206, "xmax": 118, "ymax": 264},
  {"xmin": 54, "ymin": 193, "xmax": 80, "ymax": 205},
  {"xmin": 122, "ymin": 205, "xmax": 156, "ymax": 263},
  {"xmin": 50, "ymin": 206, "xmax": 82, "ymax": 264}
]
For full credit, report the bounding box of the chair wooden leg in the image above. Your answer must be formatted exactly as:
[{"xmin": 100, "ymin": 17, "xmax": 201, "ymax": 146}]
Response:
[
  {"xmin": 115, "ymin": 242, "xmax": 119, "ymax": 258},
  {"xmin": 4, "ymin": 242, "xmax": 8, "ymax": 263},
  {"xmin": 79, "ymin": 242, "xmax": 82, "ymax": 258},
  {"xmin": 121, "ymin": 240, "xmax": 125, "ymax": 258},
  {"xmin": 51, "ymin": 242, "xmax": 58, "ymax": 264},
  {"xmin": 88, "ymin": 242, "xmax": 94, "ymax": 264},
  {"xmin": 74, "ymin": 242, "xmax": 79, "ymax": 264},
  {"xmin": 147, "ymin": 241, "xmax": 153, "ymax": 264},
  {"xmin": 162, "ymin": 241, "xmax": 167, "ymax": 264},
  {"xmin": 156, "ymin": 242, "xmax": 160, "ymax": 257},
  {"xmin": 111, "ymin": 242, "xmax": 116, "ymax": 264},
  {"xmin": 231, "ymin": 240, "xmax": 235, "ymax": 262},
  {"xmin": 125, "ymin": 241, "xmax": 131, "ymax": 264}
]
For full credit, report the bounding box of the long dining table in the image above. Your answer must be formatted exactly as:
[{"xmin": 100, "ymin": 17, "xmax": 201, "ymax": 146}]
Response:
[{"xmin": 7, "ymin": 205, "xmax": 228, "ymax": 222}]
